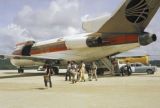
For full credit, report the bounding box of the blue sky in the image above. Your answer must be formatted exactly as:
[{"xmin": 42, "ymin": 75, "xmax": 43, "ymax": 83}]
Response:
[{"xmin": 0, "ymin": 0, "xmax": 160, "ymax": 59}]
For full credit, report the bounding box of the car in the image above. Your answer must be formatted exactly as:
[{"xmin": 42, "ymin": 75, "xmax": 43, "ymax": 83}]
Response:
[{"xmin": 130, "ymin": 63, "xmax": 157, "ymax": 74}]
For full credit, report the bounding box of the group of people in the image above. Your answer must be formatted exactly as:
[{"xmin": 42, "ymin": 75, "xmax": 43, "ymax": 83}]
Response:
[
  {"xmin": 43, "ymin": 61, "xmax": 98, "ymax": 88},
  {"xmin": 43, "ymin": 60, "xmax": 132, "ymax": 87},
  {"xmin": 65, "ymin": 61, "xmax": 98, "ymax": 84}
]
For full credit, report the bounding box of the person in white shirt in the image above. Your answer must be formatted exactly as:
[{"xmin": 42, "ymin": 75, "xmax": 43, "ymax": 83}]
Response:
[{"xmin": 79, "ymin": 61, "xmax": 86, "ymax": 82}]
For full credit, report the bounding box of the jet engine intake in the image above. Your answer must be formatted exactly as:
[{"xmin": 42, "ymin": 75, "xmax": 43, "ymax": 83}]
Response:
[
  {"xmin": 86, "ymin": 37, "xmax": 103, "ymax": 47},
  {"xmin": 65, "ymin": 36, "xmax": 103, "ymax": 49}
]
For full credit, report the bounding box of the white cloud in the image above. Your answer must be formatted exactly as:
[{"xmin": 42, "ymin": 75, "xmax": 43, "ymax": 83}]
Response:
[
  {"xmin": 0, "ymin": 0, "xmax": 82, "ymax": 54},
  {"xmin": 17, "ymin": 5, "xmax": 33, "ymax": 18},
  {"xmin": 63, "ymin": 27, "xmax": 80, "ymax": 35},
  {"xmin": 14, "ymin": 0, "xmax": 81, "ymax": 40},
  {"xmin": 81, "ymin": 15, "xmax": 91, "ymax": 21},
  {"xmin": 0, "ymin": 0, "xmax": 159, "ymax": 60},
  {"xmin": 81, "ymin": 12, "xmax": 111, "ymax": 22},
  {"xmin": 0, "ymin": 24, "xmax": 33, "ymax": 54}
]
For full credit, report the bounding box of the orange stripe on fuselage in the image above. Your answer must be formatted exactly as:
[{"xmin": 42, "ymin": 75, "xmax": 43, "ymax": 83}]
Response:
[
  {"xmin": 12, "ymin": 34, "xmax": 139, "ymax": 56},
  {"xmin": 102, "ymin": 34, "xmax": 139, "ymax": 45},
  {"xmin": 30, "ymin": 41, "xmax": 68, "ymax": 55}
]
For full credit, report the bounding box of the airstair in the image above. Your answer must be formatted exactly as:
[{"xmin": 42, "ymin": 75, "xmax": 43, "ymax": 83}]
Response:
[{"xmin": 96, "ymin": 57, "xmax": 115, "ymax": 75}]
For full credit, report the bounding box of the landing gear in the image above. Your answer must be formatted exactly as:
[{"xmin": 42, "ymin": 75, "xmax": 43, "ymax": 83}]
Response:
[
  {"xmin": 52, "ymin": 67, "xmax": 59, "ymax": 75},
  {"xmin": 18, "ymin": 68, "xmax": 24, "ymax": 73},
  {"xmin": 147, "ymin": 69, "xmax": 154, "ymax": 74},
  {"xmin": 97, "ymin": 57, "xmax": 115, "ymax": 75}
]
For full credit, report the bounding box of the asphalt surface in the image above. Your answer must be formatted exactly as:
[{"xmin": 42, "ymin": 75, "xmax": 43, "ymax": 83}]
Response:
[{"xmin": 0, "ymin": 69, "xmax": 160, "ymax": 108}]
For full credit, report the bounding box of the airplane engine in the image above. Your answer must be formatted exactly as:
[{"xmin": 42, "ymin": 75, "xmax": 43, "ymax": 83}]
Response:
[
  {"xmin": 13, "ymin": 41, "xmax": 35, "ymax": 56},
  {"xmin": 139, "ymin": 33, "xmax": 157, "ymax": 46},
  {"xmin": 65, "ymin": 36, "xmax": 103, "ymax": 49},
  {"xmin": 65, "ymin": 36, "xmax": 88, "ymax": 49}
]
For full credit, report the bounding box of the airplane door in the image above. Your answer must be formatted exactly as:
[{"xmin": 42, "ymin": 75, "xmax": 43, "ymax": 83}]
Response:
[{"xmin": 21, "ymin": 41, "xmax": 35, "ymax": 56}]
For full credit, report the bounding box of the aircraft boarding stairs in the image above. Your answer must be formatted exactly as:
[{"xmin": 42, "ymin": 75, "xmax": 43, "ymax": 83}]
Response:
[{"xmin": 96, "ymin": 57, "xmax": 115, "ymax": 75}]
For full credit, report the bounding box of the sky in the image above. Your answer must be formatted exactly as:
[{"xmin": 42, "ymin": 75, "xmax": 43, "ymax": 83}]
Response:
[{"xmin": 0, "ymin": 0, "xmax": 160, "ymax": 59}]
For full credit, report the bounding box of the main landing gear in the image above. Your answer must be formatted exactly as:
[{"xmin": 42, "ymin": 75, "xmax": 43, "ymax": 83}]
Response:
[
  {"xmin": 18, "ymin": 67, "xmax": 24, "ymax": 73},
  {"xmin": 52, "ymin": 66, "xmax": 59, "ymax": 75}
]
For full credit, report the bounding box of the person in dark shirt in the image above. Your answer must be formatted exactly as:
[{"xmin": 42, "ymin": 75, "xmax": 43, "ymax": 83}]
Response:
[
  {"xmin": 126, "ymin": 62, "xmax": 132, "ymax": 76},
  {"xmin": 44, "ymin": 64, "xmax": 53, "ymax": 88},
  {"xmin": 120, "ymin": 65, "xmax": 126, "ymax": 76},
  {"xmin": 65, "ymin": 61, "xmax": 71, "ymax": 81}
]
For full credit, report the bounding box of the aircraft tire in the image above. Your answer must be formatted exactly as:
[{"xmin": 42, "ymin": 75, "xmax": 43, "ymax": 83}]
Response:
[
  {"xmin": 18, "ymin": 68, "xmax": 24, "ymax": 73},
  {"xmin": 53, "ymin": 67, "xmax": 59, "ymax": 75}
]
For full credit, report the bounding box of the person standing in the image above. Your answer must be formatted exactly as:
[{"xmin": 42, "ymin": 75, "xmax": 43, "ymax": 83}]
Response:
[
  {"xmin": 76, "ymin": 64, "xmax": 81, "ymax": 81},
  {"xmin": 120, "ymin": 65, "xmax": 126, "ymax": 76},
  {"xmin": 91, "ymin": 62, "xmax": 98, "ymax": 81},
  {"xmin": 126, "ymin": 62, "xmax": 132, "ymax": 76},
  {"xmin": 65, "ymin": 61, "xmax": 71, "ymax": 81},
  {"xmin": 79, "ymin": 61, "xmax": 86, "ymax": 82},
  {"xmin": 44, "ymin": 64, "xmax": 53, "ymax": 88},
  {"xmin": 86, "ymin": 63, "xmax": 92, "ymax": 81},
  {"xmin": 70, "ymin": 61, "xmax": 78, "ymax": 84}
]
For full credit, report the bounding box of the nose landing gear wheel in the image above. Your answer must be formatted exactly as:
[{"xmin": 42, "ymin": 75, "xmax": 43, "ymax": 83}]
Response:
[{"xmin": 18, "ymin": 68, "xmax": 24, "ymax": 73}]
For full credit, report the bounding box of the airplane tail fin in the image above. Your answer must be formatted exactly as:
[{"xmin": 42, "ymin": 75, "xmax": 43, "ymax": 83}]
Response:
[{"xmin": 82, "ymin": 0, "xmax": 160, "ymax": 33}]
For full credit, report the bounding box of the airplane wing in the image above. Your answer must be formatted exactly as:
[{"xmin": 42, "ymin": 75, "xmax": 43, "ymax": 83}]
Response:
[
  {"xmin": 0, "ymin": 54, "xmax": 63, "ymax": 63},
  {"xmin": 82, "ymin": 0, "xmax": 160, "ymax": 33}
]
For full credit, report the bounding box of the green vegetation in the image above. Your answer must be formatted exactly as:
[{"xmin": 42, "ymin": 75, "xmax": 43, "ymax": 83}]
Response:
[
  {"xmin": 0, "ymin": 59, "xmax": 38, "ymax": 70},
  {"xmin": 0, "ymin": 59, "xmax": 16, "ymax": 70},
  {"xmin": 150, "ymin": 60, "xmax": 160, "ymax": 67}
]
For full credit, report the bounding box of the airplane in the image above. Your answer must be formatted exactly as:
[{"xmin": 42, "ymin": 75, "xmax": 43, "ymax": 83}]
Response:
[{"xmin": 0, "ymin": 0, "xmax": 160, "ymax": 74}]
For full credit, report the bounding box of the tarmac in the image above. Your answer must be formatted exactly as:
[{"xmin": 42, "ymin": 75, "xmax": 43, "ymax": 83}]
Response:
[{"xmin": 0, "ymin": 69, "xmax": 160, "ymax": 108}]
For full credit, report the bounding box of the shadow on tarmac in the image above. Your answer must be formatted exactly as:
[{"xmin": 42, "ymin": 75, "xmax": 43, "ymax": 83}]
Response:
[
  {"xmin": 0, "ymin": 72, "xmax": 66, "ymax": 79},
  {"xmin": 0, "ymin": 72, "xmax": 44, "ymax": 79},
  {"xmin": 0, "ymin": 71, "xmax": 159, "ymax": 79},
  {"xmin": 34, "ymin": 88, "xmax": 48, "ymax": 90},
  {"xmin": 97, "ymin": 73, "xmax": 160, "ymax": 78}
]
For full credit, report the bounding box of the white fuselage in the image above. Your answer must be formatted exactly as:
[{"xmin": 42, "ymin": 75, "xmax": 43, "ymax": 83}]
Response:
[
  {"xmin": 32, "ymin": 33, "xmax": 140, "ymax": 61},
  {"xmin": 10, "ymin": 33, "xmax": 140, "ymax": 67}
]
